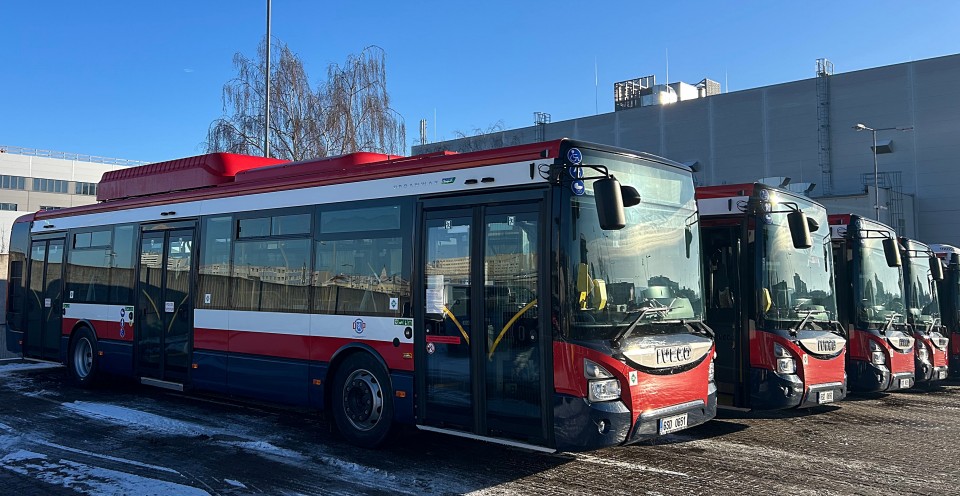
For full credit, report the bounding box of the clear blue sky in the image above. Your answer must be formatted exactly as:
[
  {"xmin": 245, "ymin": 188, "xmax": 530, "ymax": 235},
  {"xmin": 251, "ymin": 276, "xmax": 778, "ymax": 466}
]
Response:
[{"xmin": 2, "ymin": 1, "xmax": 958, "ymax": 163}]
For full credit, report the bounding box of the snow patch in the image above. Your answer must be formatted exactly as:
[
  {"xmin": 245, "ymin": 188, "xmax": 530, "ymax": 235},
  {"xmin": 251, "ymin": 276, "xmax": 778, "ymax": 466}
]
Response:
[
  {"xmin": 221, "ymin": 440, "xmax": 307, "ymax": 461},
  {"xmin": 224, "ymin": 478, "xmax": 247, "ymax": 488},
  {"xmin": 574, "ymin": 453, "xmax": 688, "ymax": 477},
  {"xmin": 0, "ymin": 362, "xmax": 63, "ymax": 375},
  {"xmin": 62, "ymin": 401, "xmax": 212, "ymax": 437},
  {"xmin": 1, "ymin": 449, "xmax": 210, "ymax": 496}
]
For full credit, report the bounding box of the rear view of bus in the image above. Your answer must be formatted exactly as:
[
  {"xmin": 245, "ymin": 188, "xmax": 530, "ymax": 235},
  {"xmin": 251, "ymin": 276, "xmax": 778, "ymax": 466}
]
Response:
[
  {"xmin": 899, "ymin": 238, "xmax": 949, "ymax": 385},
  {"xmin": 697, "ymin": 184, "xmax": 846, "ymax": 410},
  {"xmin": 931, "ymin": 244, "xmax": 960, "ymax": 378},
  {"xmin": 830, "ymin": 215, "xmax": 915, "ymax": 392}
]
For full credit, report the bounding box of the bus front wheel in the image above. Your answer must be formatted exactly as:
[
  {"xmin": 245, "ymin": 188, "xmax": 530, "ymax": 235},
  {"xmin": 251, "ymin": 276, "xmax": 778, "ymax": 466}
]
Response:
[
  {"xmin": 68, "ymin": 327, "xmax": 100, "ymax": 388},
  {"xmin": 332, "ymin": 352, "xmax": 394, "ymax": 448}
]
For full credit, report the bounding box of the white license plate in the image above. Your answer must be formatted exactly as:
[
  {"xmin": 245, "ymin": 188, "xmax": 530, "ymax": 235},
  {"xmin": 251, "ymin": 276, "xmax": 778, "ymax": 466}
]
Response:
[
  {"xmin": 818, "ymin": 390, "xmax": 834, "ymax": 404},
  {"xmin": 939, "ymin": 370, "xmax": 948, "ymax": 380},
  {"xmin": 658, "ymin": 413, "xmax": 688, "ymax": 435},
  {"xmin": 899, "ymin": 378, "xmax": 911, "ymax": 389}
]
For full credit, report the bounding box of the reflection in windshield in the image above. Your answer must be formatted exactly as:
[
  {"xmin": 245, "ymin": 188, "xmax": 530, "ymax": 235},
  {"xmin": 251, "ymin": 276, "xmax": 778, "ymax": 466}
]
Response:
[
  {"xmin": 761, "ymin": 205, "xmax": 836, "ymax": 323},
  {"xmin": 567, "ymin": 152, "xmax": 703, "ymax": 339},
  {"xmin": 906, "ymin": 254, "xmax": 940, "ymax": 325},
  {"xmin": 859, "ymin": 238, "xmax": 906, "ymax": 324}
]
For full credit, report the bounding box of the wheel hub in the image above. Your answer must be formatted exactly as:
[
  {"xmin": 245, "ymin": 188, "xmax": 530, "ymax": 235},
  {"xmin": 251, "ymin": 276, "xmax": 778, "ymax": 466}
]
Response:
[{"xmin": 342, "ymin": 369, "xmax": 383, "ymax": 431}]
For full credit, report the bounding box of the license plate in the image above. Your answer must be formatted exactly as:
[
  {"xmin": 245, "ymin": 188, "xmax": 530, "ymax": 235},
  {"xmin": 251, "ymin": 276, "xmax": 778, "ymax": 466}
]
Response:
[
  {"xmin": 818, "ymin": 390, "xmax": 834, "ymax": 404},
  {"xmin": 939, "ymin": 370, "xmax": 948, "ymax": 380},
  {"xmin": 658, "ymin": 413, "xmax": 688, "ymax": 435},
  {"xmin": 899, "ymin": 378, "xmax": 911, "ymax": 389}
]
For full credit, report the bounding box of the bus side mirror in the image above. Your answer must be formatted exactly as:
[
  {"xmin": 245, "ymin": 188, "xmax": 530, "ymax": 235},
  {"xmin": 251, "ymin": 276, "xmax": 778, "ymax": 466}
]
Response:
[
  {"xmin": 594, "ymin": 177, "xmax": 626, "ymax": 230},
  {"xmin": 930, "ymin": 256, "xmax": 944, "ymax": 281},
  {"xmin": 787, "ymin": 211, "xmax": 812, "ymax": 249},
  {"xmin": 621, "ymin": 185, "xmax": 641, "ymax": 208},
  {"xmin": 882, "ymin": 238, "xmax": 902, "ymax": 267}
]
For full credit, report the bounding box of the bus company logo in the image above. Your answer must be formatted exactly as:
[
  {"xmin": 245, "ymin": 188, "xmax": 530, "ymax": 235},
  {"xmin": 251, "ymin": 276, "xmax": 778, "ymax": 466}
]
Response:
[
  {"xmin": 393, "ymin": 179, "xmax": 440, "ymax": 190},
  {"xmin": 656, "ymin": 345, "xmax": 693, "ymax": 365},
  {"xmin": 353, "ymin": 319, "xmax": 366, "ymax": 334},
  {"xmin": 441, "ymin": 177, "xmax": 456, "ymax": 184},
  {"xmin": 817, "ymin": 339, "xmax": 837, "ymax": 353}
]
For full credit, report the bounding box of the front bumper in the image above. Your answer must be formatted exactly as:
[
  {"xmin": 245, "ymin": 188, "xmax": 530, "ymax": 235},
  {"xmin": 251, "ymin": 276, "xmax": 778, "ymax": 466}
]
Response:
[
  {"xmin": 749, "ymin": 367, "xmax": 804, "ymax": 409},
  {"xmin": 915, "ymin": 361, "xmax": 948, "ymax": 384},
  {"xmin": 847, "ymin": 359, "xmax": 891, "ymax": 393},
  {"xmin": 799, "ymin": 381, "xmax": 846, "ymax": 408},
  {"xmin": 553, "ymin": 386, "xmax": 717, "ymax": 452},
  {"xmin": 886, "ymin": 371, "xmax": 915, "ymax": 391}
]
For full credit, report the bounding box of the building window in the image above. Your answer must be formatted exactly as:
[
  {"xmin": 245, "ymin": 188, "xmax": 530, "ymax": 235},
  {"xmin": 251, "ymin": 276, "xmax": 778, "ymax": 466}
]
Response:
[
  {"xmin": 0, "ymin": 175, "xmax": 26, "ymax": 190},
  {"xmin": 33, "ymin": 178, "xmax": 68, "ymax": 193},
  {"xmin": 0, "ymin": 203, "xmax": 17, "ymax": 211},
  {"xmin": 75, "ymin": 182, "xmax": 98, "ymax": 196},
  {"xmin": 39, "ymin": 206, "xmax": 62, "ymax": 211}
]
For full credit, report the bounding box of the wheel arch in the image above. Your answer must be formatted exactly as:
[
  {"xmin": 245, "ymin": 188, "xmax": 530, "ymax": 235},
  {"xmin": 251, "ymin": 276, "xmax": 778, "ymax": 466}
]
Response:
[{"xmin": 324, "ymin": 343, "xmax": 392, "ymax": 413}]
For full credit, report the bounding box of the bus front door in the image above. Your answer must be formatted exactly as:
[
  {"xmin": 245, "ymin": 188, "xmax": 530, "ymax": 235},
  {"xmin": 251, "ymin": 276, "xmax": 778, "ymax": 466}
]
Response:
[
  {"xmin": 417, "ymin": 198, "xmax": 550, "ymax": 448},
  {"xmin": 136, "ymin": 226, "xmax": 195, "ymax": 386},
  {"xmin": 25, "ymin": 237, "xmax": 64, "ymax": 361}
]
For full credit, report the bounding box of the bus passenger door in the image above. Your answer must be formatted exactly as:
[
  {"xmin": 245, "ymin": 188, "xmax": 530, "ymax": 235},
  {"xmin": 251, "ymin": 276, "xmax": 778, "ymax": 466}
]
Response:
[
  {"xmin": 702, "ymin": 226, "xmax": 744, "ymax": 406},
  {"xmin": 416, "ymin": 197, "xmax": 549, "ymax": 448},
  {"xmin": 136, "ymin": 226, "xmax": 195, "ymax": 386},
  {"xmin": 25, "ymin": 237, "xmax": 64, "ymax": 361}
]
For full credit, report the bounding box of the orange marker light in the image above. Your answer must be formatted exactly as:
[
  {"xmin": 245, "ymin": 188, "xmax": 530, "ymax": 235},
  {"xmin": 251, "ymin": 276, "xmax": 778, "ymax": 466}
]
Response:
[{"xmin": 396, "ymin": 391, "xmax": 407, "ymax": 398}]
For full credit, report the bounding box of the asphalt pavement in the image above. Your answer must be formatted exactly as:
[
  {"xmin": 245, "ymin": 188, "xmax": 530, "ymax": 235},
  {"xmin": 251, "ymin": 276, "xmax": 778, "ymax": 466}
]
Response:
[{"xmin": 1, "ymin": 362, "xmax": 959, "ymax": 495}]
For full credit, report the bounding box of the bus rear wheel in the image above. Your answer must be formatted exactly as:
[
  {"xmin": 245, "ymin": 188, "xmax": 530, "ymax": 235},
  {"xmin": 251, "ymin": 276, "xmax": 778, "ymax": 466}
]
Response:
[
  {"xmin": 332, "ymin": 353, "xmax": 394, "ymax": 448},
  {"xmin": 68, "ymin": 327, "xmax": 100, "ymax": 388}
]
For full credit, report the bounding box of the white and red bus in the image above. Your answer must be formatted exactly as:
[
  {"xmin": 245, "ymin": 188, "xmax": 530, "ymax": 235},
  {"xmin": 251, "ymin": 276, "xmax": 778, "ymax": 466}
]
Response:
[
  {"xmin": 829, "ymin": 214, "xmax": 915, "ymax": 392},
  {"xmin": 696, "ymin": 183, "xmax": 846, "ymax": 409},
  {"xmin": 5, "ymin": 139, "xmax": 716, "ymax": 452},
  {"xmin": 931, "ymin": 243, "xmax": 960, "ymax": 379},
  {"xmin": 898, "ymin": 237, "xmax": 949, "ymax": 385}
]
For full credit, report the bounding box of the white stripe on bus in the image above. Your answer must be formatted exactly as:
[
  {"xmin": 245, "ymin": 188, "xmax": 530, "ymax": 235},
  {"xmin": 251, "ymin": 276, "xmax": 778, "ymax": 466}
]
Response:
[{"xmin": 32, "ymin": 160, "xmax": 546, "ymax": 232}]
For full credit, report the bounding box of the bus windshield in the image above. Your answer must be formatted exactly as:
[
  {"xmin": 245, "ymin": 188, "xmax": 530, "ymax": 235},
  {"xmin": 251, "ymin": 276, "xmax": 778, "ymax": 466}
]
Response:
[
  {"xmin": 761, "ymin": 198, "xmax": 837, "ymax": 324},
  {"xmin": 858, "ymin": 235, "xmax": 906, "ymax": 325},
  {"xmin": 906, "ymin": 253, "xmax": 940, "ymax": 326},
  {"xmin": 566, "ymin": 150, "xmax": 703, "ymax": 340}
]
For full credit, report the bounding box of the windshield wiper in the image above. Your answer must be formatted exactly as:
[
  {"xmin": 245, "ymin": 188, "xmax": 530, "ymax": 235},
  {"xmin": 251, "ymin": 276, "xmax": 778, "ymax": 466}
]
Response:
[
  {"xmin": 613, "ymin": 298, "xmax": 679, "ymax": 345},
  {"xmin": 790, "ymin": 310, "xmax": 820, "ymax": 335},
  {"xmin": 879, "ymin": 313, "xmax": 902, "ymax": 334}
]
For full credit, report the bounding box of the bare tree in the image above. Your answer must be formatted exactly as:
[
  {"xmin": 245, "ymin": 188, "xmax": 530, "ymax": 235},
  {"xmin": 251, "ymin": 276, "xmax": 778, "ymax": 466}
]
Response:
[{"xmin": 205, "ymin": 42, "xmax": 405, "ymax": 160}]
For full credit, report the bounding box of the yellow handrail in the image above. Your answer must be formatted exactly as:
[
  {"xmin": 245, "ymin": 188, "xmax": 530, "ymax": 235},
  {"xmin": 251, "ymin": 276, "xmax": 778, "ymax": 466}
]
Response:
[
  {"xmin": 440, "ymin": 305, "xmax": 470, "ymax": 345},
  {"xmin": 488, "ymin": 299, "xmax": 537, "ymax": 360}
]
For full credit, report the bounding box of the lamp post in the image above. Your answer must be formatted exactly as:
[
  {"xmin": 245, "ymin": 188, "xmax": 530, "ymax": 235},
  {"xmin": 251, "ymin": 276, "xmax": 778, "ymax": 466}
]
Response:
[
  {"xmin": 853, "ymin": 123, "xmax": 913, "ymax": 222},
  {"xmin": 264, "ymin": 0, "xmax": 272, "ymax": 158}
]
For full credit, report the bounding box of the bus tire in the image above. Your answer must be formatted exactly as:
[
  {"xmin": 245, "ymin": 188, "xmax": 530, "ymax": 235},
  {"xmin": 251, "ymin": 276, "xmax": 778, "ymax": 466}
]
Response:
[
  {"xmin": 67, "ymin": 327, "xmax": 100, "ymax": 388},
  {"xmin": 331, "ymin": 352, "xmax": 394, "ymax": 448}
]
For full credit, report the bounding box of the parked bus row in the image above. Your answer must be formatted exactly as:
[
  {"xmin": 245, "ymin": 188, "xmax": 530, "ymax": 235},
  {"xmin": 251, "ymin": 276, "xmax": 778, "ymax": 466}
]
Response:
[{"xmin": 4, "ymin": 139, "xmax": 956, "ymax": 453}]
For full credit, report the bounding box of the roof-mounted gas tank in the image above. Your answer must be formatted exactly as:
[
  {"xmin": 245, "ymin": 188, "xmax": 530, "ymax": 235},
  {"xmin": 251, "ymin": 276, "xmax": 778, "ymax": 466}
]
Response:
[{"xmin": 97, "ymin": 153, "xmax": 288, "ymax": 201}]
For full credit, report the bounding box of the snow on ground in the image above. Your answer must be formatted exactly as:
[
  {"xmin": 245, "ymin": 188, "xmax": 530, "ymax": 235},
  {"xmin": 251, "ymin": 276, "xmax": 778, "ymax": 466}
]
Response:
[
  {"xmin": 0, "ymin": 361, "xmax": 63, "ymax": 375},
  {"xmin": 62, "ymin": 401, "xmax": 214, "ymax": 437},
  {"xmin": 1, "ymin": 449, "xmax": 210, "ymax": 496}
]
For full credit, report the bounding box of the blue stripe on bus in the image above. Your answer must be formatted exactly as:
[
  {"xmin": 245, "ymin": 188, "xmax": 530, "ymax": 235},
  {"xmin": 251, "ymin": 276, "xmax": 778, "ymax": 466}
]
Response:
[
  {"xmin": 98, "ymin": 340, "xmax": 134, "ymax": 377},
  {"xmin": 4, "ymin": 328, "xmax": 22, "ymax": 355},
  {"xmin": 227, "ymin": 353, "xmax": 312, "ymax": 407}
]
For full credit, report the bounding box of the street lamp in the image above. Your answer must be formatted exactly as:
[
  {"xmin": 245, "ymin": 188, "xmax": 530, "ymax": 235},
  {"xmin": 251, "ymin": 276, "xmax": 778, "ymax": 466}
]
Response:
[{"xmin": 853, "ymin": 123, "xmax": 914, "ymax": 222}]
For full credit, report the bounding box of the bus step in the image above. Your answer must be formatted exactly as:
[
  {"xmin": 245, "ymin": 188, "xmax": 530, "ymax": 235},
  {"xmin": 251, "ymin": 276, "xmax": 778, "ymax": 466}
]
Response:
[{"xmin": 140, "ymin": 377, "xmax": 184, "ymax": 392}]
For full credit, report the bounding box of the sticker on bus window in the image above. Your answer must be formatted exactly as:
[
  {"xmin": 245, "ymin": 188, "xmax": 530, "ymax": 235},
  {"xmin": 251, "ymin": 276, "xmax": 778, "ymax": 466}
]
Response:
[
  {"xmin": 44, "ymin": 298, "xmax": 51, "ymax": 308},
  {"xmin": 69, "ymin": 291, "xmax": 74, "ymax": 299},
  {"xmin": 389, "ymin": 298, "xmax": 399, "ymax": 311},
  {"xmin": 165, "ymin": 301, "xmax": 175, "ymax": 313}
]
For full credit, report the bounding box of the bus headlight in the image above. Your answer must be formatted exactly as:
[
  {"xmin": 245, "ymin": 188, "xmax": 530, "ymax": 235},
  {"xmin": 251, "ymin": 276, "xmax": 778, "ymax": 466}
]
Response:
[
  {"xmin": 584, "ymin": 359, "xmax": 621, "ymax": 402},
  {"xmin": 869, "ymin": 341, "xmax": 886, "ymax": 365},
  {"xmin": 774, "ymin": 343, "xmax": 796, "ymax": 375},
  {"xmin": 917, "ymin": 344, "xmax": 929, "ymax": 363},
  {"xmin": 588, "ymin": 379, "xmax": 622, "ymax": 402}
]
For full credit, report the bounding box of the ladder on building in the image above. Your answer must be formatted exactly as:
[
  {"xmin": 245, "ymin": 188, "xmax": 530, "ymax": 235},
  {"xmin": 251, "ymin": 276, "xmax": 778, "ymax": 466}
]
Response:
[{"xmin": 816, "ymin": 58, "xmax": 834, "ymax": 196}]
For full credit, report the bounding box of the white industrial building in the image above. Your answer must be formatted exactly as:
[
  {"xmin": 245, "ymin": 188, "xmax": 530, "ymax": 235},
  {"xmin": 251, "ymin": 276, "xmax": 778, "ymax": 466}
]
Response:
[
  {"xmin": 0, "ymin": 146, "xmax": 144, "ymax": 252},
  {"xmin": 414, "ymin": 54, "xmax": 960, "ymax": 246}
]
